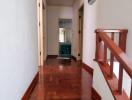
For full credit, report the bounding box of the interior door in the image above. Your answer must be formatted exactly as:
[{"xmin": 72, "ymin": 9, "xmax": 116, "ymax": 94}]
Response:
[{"xmin": 37, "ymin": 0, "xmax": 44, "ymax": 66}]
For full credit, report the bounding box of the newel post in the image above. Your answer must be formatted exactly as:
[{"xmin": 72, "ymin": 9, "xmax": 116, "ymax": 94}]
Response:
[{"xmin": 95, "ymin": 31, "xmax": 104, "ymax": 61}]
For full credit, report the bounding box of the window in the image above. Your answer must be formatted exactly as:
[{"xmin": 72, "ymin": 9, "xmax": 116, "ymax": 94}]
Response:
[{"xmin": 59, "ymin": 28, "xmax": 65, "ymax": 42}]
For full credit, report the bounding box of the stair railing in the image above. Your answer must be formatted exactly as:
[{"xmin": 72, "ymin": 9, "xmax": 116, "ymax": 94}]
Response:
[{"xmin": 95, "ymin": 29, "xmax": 132, "ymax": 99}]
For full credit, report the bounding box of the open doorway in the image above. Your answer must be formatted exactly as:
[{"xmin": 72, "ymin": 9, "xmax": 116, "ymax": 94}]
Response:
[
  {"xmin": 78, "ymin": 5, "xmax": 84, "ymax": 61},
  {"xmin": 58, "ymin": 19, "xmax": 72, "ymax": 59}
]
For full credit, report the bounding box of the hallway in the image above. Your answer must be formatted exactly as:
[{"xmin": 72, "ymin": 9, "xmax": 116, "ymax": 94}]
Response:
[{"xmin": 29, "ymin": 58, "xmax": 93, "ymax": 100}]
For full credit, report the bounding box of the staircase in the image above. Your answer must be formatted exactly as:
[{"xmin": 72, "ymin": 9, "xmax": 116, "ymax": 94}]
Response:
[{"xmin": 95, "ymin": 29, "xmax": 132, "ymax": 100}]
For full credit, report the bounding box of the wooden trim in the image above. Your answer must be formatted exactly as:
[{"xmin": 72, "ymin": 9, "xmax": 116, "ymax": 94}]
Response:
[
  {"xmin": 37, "ymin": 0, "xmax": 44, "ymax": 66},
  {"xmin": 82, "ymin": 62, "xmax": 94, "ymax": 76},
  {"xmin": 82, "ymin": 63, "xmax": 101, "ymax": 99},
  {"xmin": 47, "ymin": 55, "xmax": 58, "ymax": 59},
  {"xmin": 95, "ymin": 29, "xmax": 130, "ymax": 100},
  {"xmin": 92, "ymin": 87, "xmax": 102, "ymax": 100},
  {"xmin": 97, "ymin": 62, "xmax": 129, "ymax": 100},
  {"xmin": 110, "ymin": 32, "xmax": 114, "ymax": 77},
  {"xmin": 78, "ymin": 4, "xmax": 84, "ymax": 61},
  {"xmin": 118, "ymin": 32, "xmax": 127, "ymax": 94},
  {"xmin": 95, "ymin": 29, "xmax": 128, "ymax": 33},
  {"xmin": 22, "ymin": 72, "xmax": 39, "ymax": 100},
  {"xmin": 46, "ymin": 55, "xmax": 77, "ymax": 61},
  {"xmin": 71, "ymin": 55, "xmax": 77, "ymax": 61},
  {"xmin": 130, "ymin": 81, "xmax": 132, "ymax": 100},
  {"xmin": 97, "ymin": 62, "xmax": 117, "ymax": 100},
  {"xmin": 79, "ymin": 3, "xmax": 84, "ymax": 11},
  {"xmin": 97, "ymin": 32, "xmax": 132, "ymax": 78}
]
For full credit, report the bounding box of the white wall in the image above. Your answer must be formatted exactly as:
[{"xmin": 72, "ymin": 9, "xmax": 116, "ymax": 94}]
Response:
[
  {"xmin": 0, "ymin": 0, "xmax": 38, "ymax": 99},
  {"xmin": 73, "ymin": 0, "xmax": 115, "ymax": 99},
  {"xmin": 72, "ymin": 0, "xmax": 83, "ymax": 58},
  {"xmin": 98, "ymin": 0, "xmax": 132, "ymax": 59},
  {"xmin": 98, "ymin": 0, "xmax": 132, "ymax": 97},
  {"xmin": 47, "ymin": 6, "xmax": 73, "ymax": 55}
]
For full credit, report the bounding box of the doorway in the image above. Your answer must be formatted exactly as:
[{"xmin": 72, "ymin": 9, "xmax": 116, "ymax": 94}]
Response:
[
  {"xmin": 58, "ymin": 19, "xmax": 72, "ymax": 59},
  {"xmin": 78, "ymin": 5, "xmax": 84, "ymax": 61}
]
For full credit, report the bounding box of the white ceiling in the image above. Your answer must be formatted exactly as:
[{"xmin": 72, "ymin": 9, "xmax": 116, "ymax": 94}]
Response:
[{"xmin": 47, "ymin": 0, "xmax": 75, "ymax": 6}]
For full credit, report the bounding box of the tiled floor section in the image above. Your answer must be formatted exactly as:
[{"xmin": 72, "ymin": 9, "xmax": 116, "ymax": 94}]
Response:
[{"xmin": 29, "ymin": 58, "xmax": 93, "ymax": 100}]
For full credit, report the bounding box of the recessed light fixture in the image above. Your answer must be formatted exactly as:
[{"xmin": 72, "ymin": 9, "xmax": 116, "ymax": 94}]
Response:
[{"xmin": 88, "ymin": 0, "xmax": 96, "ymax": 5}]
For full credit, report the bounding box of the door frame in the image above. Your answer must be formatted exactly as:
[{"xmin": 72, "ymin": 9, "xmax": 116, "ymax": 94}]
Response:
[
  {"xmin": 58, "ymin": 18, "xmax": 73, "ymax": 57},
  {"xmin": 37, "ymin": 0, "xmax": 44, "ymax": 67},
  {"xmin": 37, "ymin": 0, "xmax": 45, "ymax": 99},
  {"xmin": 78, "ymin": 4, "xmax": 84, "ymax": 61}
]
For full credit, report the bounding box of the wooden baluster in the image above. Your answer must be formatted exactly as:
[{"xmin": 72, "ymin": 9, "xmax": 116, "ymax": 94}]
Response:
[
  {"xmin": 130, "ymin": 80, "xmax": 132, "ymax": 100},
  {"xmin": 95, "ymin": 33, "xmax": 99, "ymax": 60},
  {"xmin": 96, "ymin": 33, "xmax": 102, "ymax": 61},
  {"xmin": 104, "ymin": 43, "xmax": 107, "ymax": 62},
  {"xmin": 118, "ymin": 32, "xmax": 127, "ymax": 94},
  {"xmin": 110, "ymin": 32, "xmax": 114, "ymax": 78},
  {"xmin": 118, "ymin": 66, "xmax": 123, "ymax": 94},
  {"xmin": 119, "ymin": 32, "xmax": 127, "ymax": 52},
  {"xmin": 98, "ymin": 40, "xmax": 105, "ymax": 62}
]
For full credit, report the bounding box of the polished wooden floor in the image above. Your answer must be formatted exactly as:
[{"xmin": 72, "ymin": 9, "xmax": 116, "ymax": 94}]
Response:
[{"xmin": 29, "ymin": 58, "xmax": 93, "ymax": 100}]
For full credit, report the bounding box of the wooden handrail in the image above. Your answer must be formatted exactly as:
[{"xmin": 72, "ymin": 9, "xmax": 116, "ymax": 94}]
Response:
[
  {"xmin": 96, "ymin": 29, "xmax": 128, "ymax": 33},
  {"xmin": 98, "ymin": 32, "xmax": 132, "ymax": 78},
  {"xmin": 95, "ymin": 29, "xmax": 132, "ymax": 100}
]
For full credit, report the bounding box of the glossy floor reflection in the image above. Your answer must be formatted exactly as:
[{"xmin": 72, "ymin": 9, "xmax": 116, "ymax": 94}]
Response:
[{"xmin": 29, "ymin": 58, "xmax": 93, "ymax": 100}]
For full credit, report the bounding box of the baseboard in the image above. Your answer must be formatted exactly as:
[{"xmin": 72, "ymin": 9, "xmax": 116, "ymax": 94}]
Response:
[
  {"xmin": 46, "ymin": 55, "xmax": 58, "ymax": 59},
  {"xmin": 92, "ymin": 87, "xmax": 102, "ymax": 100},
  {"xmin": 71, "ymin": 55, "xmax": 77, "ymax": 61},
  {"xmin": 22, "ymin": 72, "xmax": 39, "ymax": 100},
  {"xmin": 46, "ymin": 55, "xmax": 77, "ymax": 61},
  {"xmin": 82, "ymin": 62, "xmax": 94, "ymax": 76}
]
